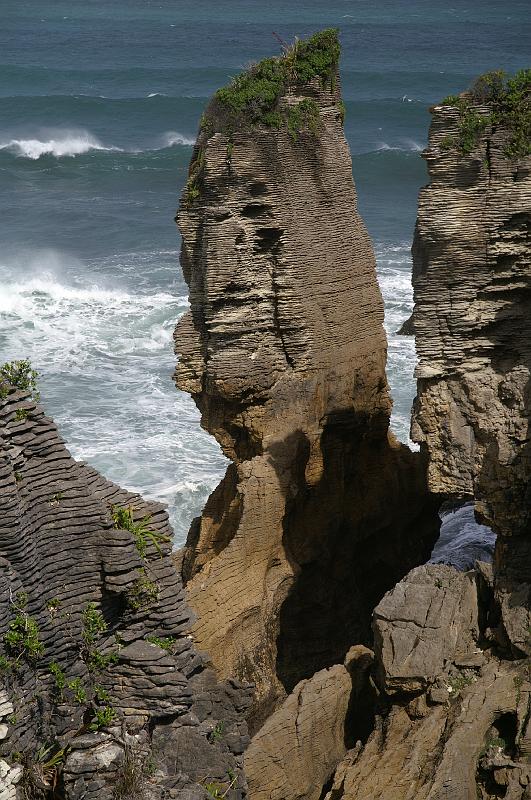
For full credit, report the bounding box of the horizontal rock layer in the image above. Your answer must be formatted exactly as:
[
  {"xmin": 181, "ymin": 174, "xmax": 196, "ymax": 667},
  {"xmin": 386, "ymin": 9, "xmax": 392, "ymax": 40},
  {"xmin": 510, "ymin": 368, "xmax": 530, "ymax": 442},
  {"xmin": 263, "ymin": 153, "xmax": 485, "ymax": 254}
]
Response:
[
  {"xmin": 411, "ymin": 98, "xmax": 531, "ymax": 654},
  {"xmin": 0, "ymin": 385, "xmax": 251, "ymax": 798}
]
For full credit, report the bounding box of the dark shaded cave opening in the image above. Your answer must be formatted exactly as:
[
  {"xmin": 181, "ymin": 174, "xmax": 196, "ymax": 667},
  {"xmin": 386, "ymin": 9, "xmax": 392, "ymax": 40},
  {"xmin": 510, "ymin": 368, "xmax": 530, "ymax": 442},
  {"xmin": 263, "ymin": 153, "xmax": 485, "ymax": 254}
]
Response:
[
  {"xmin": 476, "ymin": 712, "xmax": 519, "ymax": 798},
  {"xmin": 275, "ymin": 417, "xmax": 440, "ymax": 695}
]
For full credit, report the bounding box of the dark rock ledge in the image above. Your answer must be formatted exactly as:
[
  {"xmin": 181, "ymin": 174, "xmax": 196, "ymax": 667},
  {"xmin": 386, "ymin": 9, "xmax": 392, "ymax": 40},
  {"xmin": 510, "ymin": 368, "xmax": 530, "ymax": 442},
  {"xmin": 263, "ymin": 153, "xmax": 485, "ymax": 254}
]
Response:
[{"xmin": 0, "ymin": 385, "xmax": 251, "ymax": 799}]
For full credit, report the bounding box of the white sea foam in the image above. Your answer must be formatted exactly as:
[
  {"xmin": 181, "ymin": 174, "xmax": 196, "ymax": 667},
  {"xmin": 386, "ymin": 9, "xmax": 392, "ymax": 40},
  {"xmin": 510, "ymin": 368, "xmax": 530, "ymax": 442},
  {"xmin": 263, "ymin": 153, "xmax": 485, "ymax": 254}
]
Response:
[
  {"xmin": 0, "ymin": 249, "xmax": 224, "ymax": 544},
  {"xmin": 161, "ymin": 130, "xmax": 195, "ymax": 147},
  {"xmin": 0, "ymin": 130, "xmax": 121, "ymax": 159},
  {"xmin": 374, "ymin": 138, "xmax": 423, "ymax": 153}
]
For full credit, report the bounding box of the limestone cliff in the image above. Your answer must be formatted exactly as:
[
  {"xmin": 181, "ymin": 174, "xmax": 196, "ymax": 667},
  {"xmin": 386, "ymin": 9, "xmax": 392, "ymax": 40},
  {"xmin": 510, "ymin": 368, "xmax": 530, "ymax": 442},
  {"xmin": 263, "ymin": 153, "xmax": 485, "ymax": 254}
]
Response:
[
  {"xmin": 322, "ymin": 71, "xmax": 531, "ymax": 800},
  {"xmin": 0, "ymin": 372, "xmax": 250, "ymax": 799},
  {"xmin": 411, "ymin": 71, "xmax": 531, "ymax": 654},
  {"xmin": 174, "ymin": 29, "xmax": 439, "ymax": 727}
]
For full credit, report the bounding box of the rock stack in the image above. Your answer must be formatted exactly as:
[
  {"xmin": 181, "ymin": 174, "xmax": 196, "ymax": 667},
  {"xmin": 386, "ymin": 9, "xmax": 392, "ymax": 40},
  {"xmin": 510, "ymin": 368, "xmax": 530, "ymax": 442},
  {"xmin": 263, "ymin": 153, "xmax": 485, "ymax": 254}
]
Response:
[{"xmin": 174, "ymin": 29, "xmax": 439, "ymax": 731}]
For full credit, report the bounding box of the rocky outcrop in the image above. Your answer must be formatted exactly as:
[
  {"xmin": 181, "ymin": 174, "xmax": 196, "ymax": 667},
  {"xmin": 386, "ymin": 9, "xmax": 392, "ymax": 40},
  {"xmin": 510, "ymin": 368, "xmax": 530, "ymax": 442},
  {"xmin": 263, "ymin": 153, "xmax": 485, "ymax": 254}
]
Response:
[
  {"xmin": 243, "ymin": 646, "xmax": 373, "ymax": 800},
  {"xmin": 325, "ymin": 563, "xmax": 531, "ymax": 800},
  {"xmin": 411, "ymin": 75, "xmax": 531, "ymax": 653},
  {"xmin": 0, "ymin": 377, "xmax": 251, "ymax": 798},
  {"xmin": 174, "ymin": 30, "xmax": 440, "ymax": 725}
]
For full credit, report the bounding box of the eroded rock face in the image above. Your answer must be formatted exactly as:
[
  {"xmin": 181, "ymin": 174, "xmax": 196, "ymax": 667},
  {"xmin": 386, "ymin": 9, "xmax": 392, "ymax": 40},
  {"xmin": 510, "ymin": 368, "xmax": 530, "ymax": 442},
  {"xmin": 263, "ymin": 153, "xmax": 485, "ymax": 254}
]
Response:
[
  {"xmin": 326, "ymin": 564, "xmax": 531, "ymax": 800},
  {"xmin": 174, "ymin": 31, "xmax": 439, "ymax": 723},
  {"xmin": 411, "ymin": 88, "xmax": 531, "ymax": 652},
  {"xmin": 243, "ymin": 645, "xmax": 373, "ymax": 800},
  {"xmin": 0, "ymin": 383, "xmax": 250, "ymax": 798}
]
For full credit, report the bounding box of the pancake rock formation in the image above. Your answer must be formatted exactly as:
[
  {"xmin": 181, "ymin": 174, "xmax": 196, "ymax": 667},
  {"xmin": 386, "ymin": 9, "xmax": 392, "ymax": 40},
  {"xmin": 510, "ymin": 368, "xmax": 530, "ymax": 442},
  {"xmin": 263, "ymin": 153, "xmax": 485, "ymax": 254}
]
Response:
[
  {"xmin": 412, "ymin": 71, "xmax": 531, "ymax": 655},
  {"xmin": 0, "ymin": 367, "xmax": 251, "ymax": 799},
  {"xmin": 174, "ymin": 29, "xmax": 439, "ymax": 728},
  {"xmin": 323, "ymin": 71, "xmax": 531, "ymax": 800}
]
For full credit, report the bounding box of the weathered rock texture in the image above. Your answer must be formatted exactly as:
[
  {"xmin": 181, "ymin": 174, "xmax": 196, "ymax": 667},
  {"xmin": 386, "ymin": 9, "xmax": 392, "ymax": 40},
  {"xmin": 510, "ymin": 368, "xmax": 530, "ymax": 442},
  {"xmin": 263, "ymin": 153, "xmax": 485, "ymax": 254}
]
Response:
[
  {"xmin": 0, "ymin": 383, "xmax": 250, "ymax": 799},
  {"xmin": 411, "ymin": 90, "xmax": 531, "ymax": 653},
  {"xmin": 174, "ymin": 32, "xmax": 439, "ymax": 725},
  {"xmin": 243, "ymin": 646, "xmax": 373, "ymax": 800},
  {"xmin": 325, "ymin": 564, "xmax": 531, "ymax": 800}
]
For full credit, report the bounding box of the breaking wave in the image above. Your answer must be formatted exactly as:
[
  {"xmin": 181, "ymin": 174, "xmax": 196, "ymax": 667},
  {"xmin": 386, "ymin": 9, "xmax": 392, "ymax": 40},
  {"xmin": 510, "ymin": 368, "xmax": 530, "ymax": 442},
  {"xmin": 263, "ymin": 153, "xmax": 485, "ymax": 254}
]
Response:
[{"xmin": 0, "ymin": 130, "xmax": 121, "ymax": 159}]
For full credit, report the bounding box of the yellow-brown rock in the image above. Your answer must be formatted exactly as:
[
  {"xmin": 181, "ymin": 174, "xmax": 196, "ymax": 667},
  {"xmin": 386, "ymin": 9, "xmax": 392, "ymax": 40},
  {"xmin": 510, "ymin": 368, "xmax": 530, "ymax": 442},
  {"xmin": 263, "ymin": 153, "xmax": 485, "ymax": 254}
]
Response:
[{"xmin": 174, "ymin": 30, "xmax": 439, "ymax": 724}]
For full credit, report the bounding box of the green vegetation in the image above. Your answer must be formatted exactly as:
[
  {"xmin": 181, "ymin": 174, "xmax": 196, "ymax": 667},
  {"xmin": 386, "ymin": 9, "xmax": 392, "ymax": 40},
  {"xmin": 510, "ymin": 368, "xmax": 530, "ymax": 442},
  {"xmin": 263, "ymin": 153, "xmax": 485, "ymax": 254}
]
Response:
[
  {"xmin": 126, "ymin": 569, "xmax": 159, "ymax": 612},
  {"xmin": 89, "ymin": 705, "xmax": 116, "ymax": 731},
  {"xmin": 19, "ymin": 745, "xmax": 68, "ymax": 800},
  {"xmin": 0, "ymin": 359, "xmax": 40, "ymax": 401},
  {"xmin": 49, "ymin": 661, "xmax": 66, "ymax": 697},
  {"xmin": 111, "ymin": 505, "xmax": 170, "ymax": 559},
  {"xmin": 338, "ymin": 99, "xmax": 346, "ymax": 124},
  {"xmin": 94, "ymin": 684, "xmax": 110, "ymax": 703},
  {"xmin": 4, "ymin": 613, "xmax": 44, "ymax": 664},
  {"xmin": 479, "ymin": 734, "xmax": 510, "ymax": 757},
  {"xmin": 201, "ymin": 775, "xmax": 237, "ymax": 799},
  {"xmin": 209, "ymin": 29, "xmax": 340, "ymax": 134},
  {"xmin": 447, "ymin": 671, "xmax": 476, "ymax": 695},
  {"xmin": 0, "ymin": 655, "xmax": 12, "ymax": 672},
  {"xmin": 15, "ymin": 408, "xmax": 29, "ymax": 421},
  {"xmin": 440, "ymin": 69, "xmax": 530, "ymax": 157},
  {"xmin": 286, "ymin": 98, "xmax": 320, "ymax": 141},
  {"xmin": 87, "ymin": 649, "xmax": 118, "ymax": 673},
  {"xmin": 208, "ymin": 721, "xmax": 225, "ymax": 743},
  {"xmin": 67, "ymin": 677, "xmax": 87, "ymax": 704},
  {"xmin": 81, "ymin": 602, "xmax": 107, "ymax": 646},
  {"xmin": 46, "ymin": 598, "xmax": 60, "ymax": 613},
  {"xmin": 146, "ymin": 635, "xmax": 177, "ymax": 652},
  {"xmin": 112, "ymin": 740, "xmax": 156, "ymax": 800}
]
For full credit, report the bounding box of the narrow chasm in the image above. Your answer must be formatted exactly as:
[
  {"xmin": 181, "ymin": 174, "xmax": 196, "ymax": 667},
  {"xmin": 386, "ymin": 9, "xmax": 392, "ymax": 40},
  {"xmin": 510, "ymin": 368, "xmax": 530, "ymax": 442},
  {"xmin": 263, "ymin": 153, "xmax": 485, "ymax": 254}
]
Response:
[{"xmin": 275, "ymin": 417, "xmax": 440, "ymax": 693}]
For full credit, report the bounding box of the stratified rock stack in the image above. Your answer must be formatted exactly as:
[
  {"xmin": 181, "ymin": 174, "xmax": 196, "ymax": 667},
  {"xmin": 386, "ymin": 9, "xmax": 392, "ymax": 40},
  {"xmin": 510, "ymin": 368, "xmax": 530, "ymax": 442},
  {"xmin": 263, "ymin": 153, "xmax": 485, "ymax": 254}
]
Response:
[
  {"xmin": 321, "ymin": 73, "xmax": 531, "ymax": 800},
  {"xmin": 411, "ymin": 72, "xmax": 531, "ymax": 655},
  {"xmin": 0, "ymin": 374, "xmax": 250, "ymax": 799},
  {"xmin": 174, "ymin": 29, "xmax": 439, "ymax": 727}
]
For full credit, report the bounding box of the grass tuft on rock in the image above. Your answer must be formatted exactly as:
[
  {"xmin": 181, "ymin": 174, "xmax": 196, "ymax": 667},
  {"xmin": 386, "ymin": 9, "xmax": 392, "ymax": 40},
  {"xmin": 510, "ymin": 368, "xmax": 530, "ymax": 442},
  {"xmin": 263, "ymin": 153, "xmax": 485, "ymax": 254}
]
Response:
[
  {"xmin": 440, "ymin": 68, "xmax": 531, "ymax": 158},
  {"xmin": 207, "ymin": 29, "xmax": 340, "ymax": 135}
]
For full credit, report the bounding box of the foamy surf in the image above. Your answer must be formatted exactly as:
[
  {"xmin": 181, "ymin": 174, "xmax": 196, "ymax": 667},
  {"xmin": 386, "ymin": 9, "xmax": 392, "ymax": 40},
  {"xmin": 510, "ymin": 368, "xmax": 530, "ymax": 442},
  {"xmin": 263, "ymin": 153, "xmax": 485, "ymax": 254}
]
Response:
[
  {"xmin": 0, "ymin": 130, "xmax": 121, "ymax": 159},
  {"xmin": 160, "ymin": 130, "xmax": 195, "ymax": 147}
]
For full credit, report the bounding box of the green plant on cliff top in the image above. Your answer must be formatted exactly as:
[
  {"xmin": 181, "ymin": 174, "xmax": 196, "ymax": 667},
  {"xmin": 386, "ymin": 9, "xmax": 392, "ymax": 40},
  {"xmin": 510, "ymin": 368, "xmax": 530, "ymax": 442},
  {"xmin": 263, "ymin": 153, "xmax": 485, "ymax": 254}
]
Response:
[
  {"xmin": 0, "ymin": 359, "xmax": 40, "ymax": 402},
  {"xmin": 286, "ymin": 98, "xmax": 321, "ymax": 141},
  {"xmin": 111, "ymin": 504, "xmax": 170, "ymax": 559},
  {"xmin": 208, "ymin": 29, "xmax": 340, "ymax": 134},
  {"xmin": 440, "ymin": 68, "xmax": 530, "ymax": 157}
]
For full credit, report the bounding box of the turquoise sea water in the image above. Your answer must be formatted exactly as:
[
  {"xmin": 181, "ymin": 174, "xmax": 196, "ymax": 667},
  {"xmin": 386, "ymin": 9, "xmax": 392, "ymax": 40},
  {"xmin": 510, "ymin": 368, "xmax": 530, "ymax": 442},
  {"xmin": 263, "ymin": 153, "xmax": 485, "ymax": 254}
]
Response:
[{"xmin": 0, "ymin": 1, "xmax": 528, "ymax": 542}]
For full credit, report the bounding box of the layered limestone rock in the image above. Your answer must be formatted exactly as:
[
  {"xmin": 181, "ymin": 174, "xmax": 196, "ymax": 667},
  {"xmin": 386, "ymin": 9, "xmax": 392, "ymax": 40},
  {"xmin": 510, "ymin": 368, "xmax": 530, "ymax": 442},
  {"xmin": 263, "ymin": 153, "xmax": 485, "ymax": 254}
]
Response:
[
  {"xmin": 0, "ymin": 378, "xmax": 250, "ymax": 799},
  {"xmin": 325, "ymin": 564, "xmax": 531, "ymax": 800},
  {"xmin": 411, "ymin": 74, "xmax": 531, "ymax": 653},
  {"xmin": 174, "ymin": 30, "xmax": 439, "ymax": 725}
]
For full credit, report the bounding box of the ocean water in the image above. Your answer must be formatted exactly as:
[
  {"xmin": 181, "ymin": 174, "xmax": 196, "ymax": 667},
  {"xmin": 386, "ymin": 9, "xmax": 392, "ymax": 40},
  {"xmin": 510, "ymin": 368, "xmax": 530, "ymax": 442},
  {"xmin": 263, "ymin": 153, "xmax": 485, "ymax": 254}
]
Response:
[{"xmin": 0, "ymin": 1, "xmax": 528, "ymax": 544}]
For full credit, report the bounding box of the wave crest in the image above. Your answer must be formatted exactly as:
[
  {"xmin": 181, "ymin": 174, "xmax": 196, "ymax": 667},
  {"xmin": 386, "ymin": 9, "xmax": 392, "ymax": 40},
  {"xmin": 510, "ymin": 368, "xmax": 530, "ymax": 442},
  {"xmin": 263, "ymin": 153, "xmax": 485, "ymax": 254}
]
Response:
[
  {"xmin": 0, "ymin": 130, "xmax": 121, "ymax": 159},
  {"xmin": 161, "ymin": 130, "xmax": 195, "ymax": 147}
]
